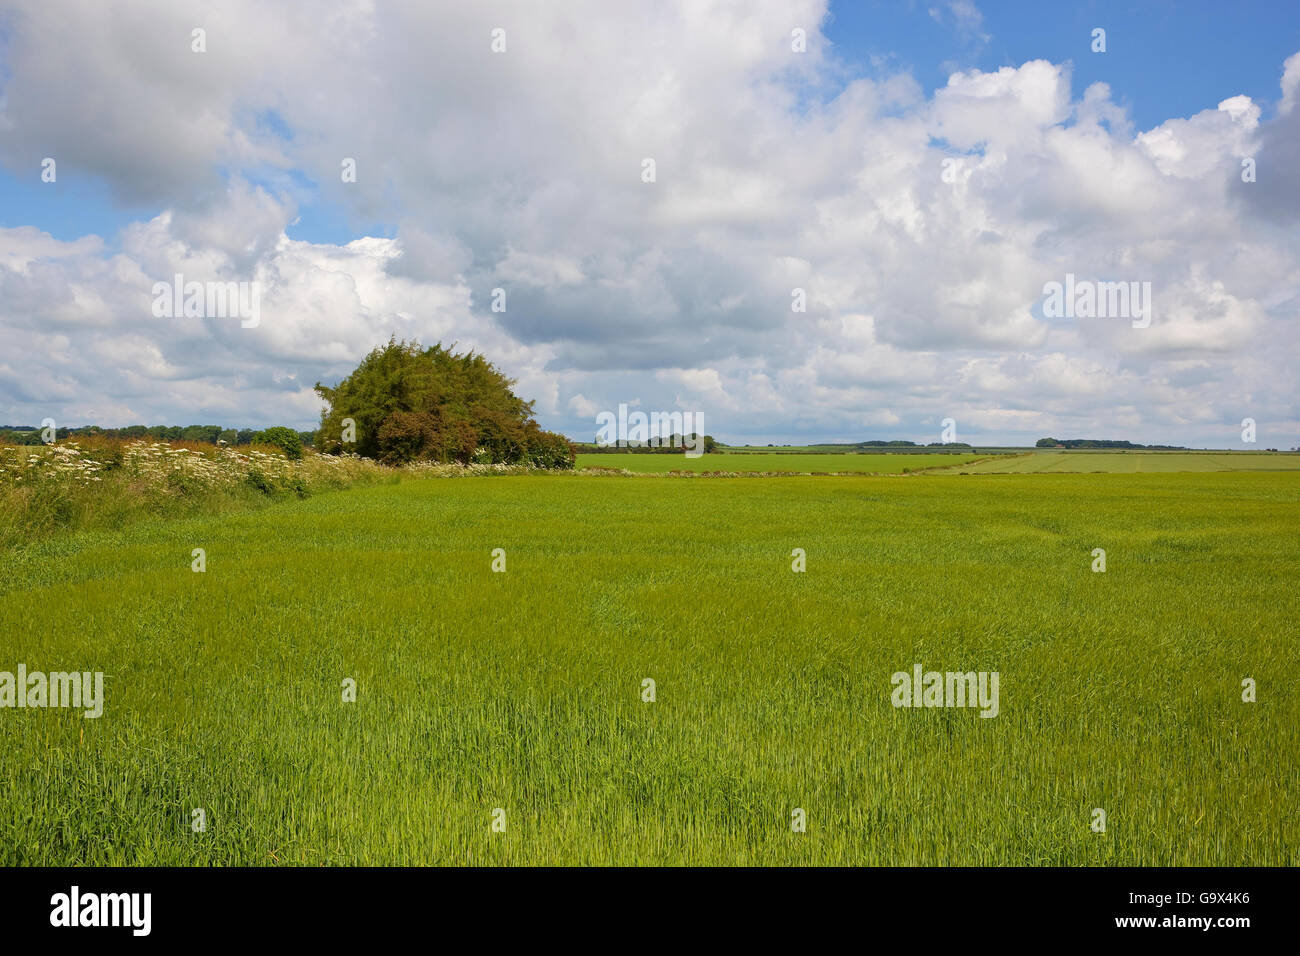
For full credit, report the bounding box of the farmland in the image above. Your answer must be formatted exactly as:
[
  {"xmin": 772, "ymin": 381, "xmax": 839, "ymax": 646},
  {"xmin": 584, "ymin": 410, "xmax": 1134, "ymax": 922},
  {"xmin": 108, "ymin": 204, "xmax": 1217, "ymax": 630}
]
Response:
[
  {"xmin": 577, "ymin": 452, "xmax": 987, "ymax": 473},
  {"xmin": 928, "ymin": 451, "xmax": 1300, "ymax": 474},
  {"xmin": 2, "ymin": 470, "xmax": 1296, "ymax": 866},
  {"xmin": 579, "ymin": 450, "xmax": 1300, "ymax": 475}
]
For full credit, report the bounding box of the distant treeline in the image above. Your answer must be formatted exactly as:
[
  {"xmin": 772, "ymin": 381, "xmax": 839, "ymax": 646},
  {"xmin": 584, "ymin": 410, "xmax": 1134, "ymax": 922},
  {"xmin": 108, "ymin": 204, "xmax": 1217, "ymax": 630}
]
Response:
[
  {"xmin": 577, "ymin": 434, "xmax": 717, "ymax": 454},
  {"xmin": 0, "ymin": 424, "xmax": 314, "ymax": 449},
  {"xmin": 1036, "ymin": 437, "xmax": 1188, "ymax": 450}
]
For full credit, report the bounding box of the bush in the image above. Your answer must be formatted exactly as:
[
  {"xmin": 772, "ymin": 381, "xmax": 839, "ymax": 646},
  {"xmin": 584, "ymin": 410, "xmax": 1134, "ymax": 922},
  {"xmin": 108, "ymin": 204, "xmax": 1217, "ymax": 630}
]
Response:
[
  {"xmin": 245, "ymin": 468, "xmax": 274, "ymax": 495},
  {"xmin": 256, "ymin": 426, "xmax": 303, "ymax": 460},
  {"xmin": 376, "ymin": 411, "xmax": 443, "ymax": 465},
  {"xmin": 527, "ymin": 429, "xmax": 577, "ymax": 469},
  {"xmin": 316, "ymin": 339, "xmax": 575, "ymax": 469}
]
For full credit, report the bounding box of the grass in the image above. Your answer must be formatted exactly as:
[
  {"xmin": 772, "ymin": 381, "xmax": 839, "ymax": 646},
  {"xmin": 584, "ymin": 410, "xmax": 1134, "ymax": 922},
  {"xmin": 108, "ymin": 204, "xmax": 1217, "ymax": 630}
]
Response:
[
  {"xmin": 929, "ymin": 452, "xmax": 1300, "ymax": 474},
  {"xmin": 719, "ymin": 444, "xmax": 966, "ymax": 454},
  {"xmin": 1, "ymin": 471, "xmax": 1295, "ymax": 865},
  {"xmin": 577, "ymin": 452, "xmax": 987, "ymax": 473},
  {"xmin": 0, "ymin": 440, "xmax": 555, "ymax": 551}
]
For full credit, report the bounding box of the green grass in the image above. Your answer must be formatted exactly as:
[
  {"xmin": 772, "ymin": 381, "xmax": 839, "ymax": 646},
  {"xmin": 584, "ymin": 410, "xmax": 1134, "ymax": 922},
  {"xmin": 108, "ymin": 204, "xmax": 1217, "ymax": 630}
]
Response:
[
  {"xmin": 577, "ymin": 452, "xmax": 986, "ymax": 473},
  {"xmin": 719, "ymin": 444, "xmax": 963, "ymax": 454},
  {"xmin": 1, "ymin": 472, "xmax": 1296, "ymax": 865},
  {"xmin": 930, "ymin": 452, "xmax": 1300, "ymax": 474}
]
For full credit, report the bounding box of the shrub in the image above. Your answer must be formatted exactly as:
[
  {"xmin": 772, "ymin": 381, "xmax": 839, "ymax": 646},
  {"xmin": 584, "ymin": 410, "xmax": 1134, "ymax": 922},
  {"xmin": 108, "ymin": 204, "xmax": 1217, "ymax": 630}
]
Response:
[
  {"xmin": 245, "ymin": 468, "xmax": 274, "ymax": 495},
  {"xmin": 315, "ymin": 339, "xmax": 574, "ymax": 469},
  {"xmin": 256, "ymin": 426, "xmax": 303, "ymax": 460},
  {"xmin": 527, "ymin": 429, "xmax": 577, "ymax": 469},
  {"xmin": 376, "ymin": 411, "xmax": 443, "ymax": 465}
]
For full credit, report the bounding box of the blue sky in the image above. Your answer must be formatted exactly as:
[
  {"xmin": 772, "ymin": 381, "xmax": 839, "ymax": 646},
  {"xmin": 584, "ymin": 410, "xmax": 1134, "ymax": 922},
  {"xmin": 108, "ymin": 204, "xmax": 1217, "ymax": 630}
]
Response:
[
  {"xmin": 1, "ymin": 0, "xmax": 1298, "ymax": 447},
  {"xmin": 826, "ymin": 1, "xmax": 1300, "ymax": 130}
]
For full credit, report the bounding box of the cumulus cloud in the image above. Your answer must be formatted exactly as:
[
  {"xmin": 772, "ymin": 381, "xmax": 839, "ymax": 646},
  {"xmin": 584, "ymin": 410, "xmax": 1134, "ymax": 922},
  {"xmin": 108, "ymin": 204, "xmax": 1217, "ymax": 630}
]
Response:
[{"xmin": 0, "ymin": 0, "xmax": 1296, "ymax": 447}]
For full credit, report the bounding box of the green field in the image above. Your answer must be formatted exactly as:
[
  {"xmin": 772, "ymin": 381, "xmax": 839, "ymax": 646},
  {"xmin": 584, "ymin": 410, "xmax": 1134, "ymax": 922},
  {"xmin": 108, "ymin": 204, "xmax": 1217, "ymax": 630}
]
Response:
[
  {"xmin": 930, "ymin": 452, "xmax": 1300, "ymax": 474},
  {"xmin": 2, "ymin": 471, "xmax": 1295, "ymax": 865},
  {"xmin": 577, "ymin": 450, "xmax": 1300, "ymax": 475},
  {"xmin": 577, "ymin": 452, "xmax": 986, "ymax": 473},
  {"xmin": 720, "ymin": 445, "xmax": 966, "ymax": 454}
]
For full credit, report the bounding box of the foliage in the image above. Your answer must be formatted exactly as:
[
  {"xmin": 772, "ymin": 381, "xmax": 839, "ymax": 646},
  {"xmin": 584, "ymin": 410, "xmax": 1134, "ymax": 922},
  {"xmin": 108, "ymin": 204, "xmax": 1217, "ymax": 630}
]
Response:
[
  {"xmin": 0, "ymin": 423, "xmax": 311, "ymax": 448},
  {"xmin": 1036, "ymin": 437, "xmax": 1189, "ymax": 450},
  {"xmin": 255, "ymin": 426, "xmax": 303, "ymax": 460},
  {"xmin": 0, "ymin": 441, "xmax": 387, "ymax": 550},
  {"xmin": 315, "ymin": 339, "xmax": 575, "ymax": 469}
]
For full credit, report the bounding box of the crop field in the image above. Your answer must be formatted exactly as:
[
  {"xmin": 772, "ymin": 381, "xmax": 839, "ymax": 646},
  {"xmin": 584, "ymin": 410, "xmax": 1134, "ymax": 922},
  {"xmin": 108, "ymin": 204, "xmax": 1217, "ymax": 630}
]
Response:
[
  {"xmin": 929, "ymin": 452, "xmax": 1300, "ymax": 474},
  {"xmin": 577, "ymin": 452, "xmax": 987, "ymax": 473},
  {"xmin": 2, "ymin": 471, "xmax": 1295, "ymax": 866},
  {"xmin": 720, "ymin": 445, "xmax": 965, "ymax": 454}
]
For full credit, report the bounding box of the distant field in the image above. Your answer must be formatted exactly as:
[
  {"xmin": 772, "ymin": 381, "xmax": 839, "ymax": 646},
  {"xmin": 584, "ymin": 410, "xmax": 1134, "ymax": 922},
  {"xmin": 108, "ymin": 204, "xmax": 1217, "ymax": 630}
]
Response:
[
  {"xmin": 577, "ymin": 452, "xmax": 987, "ymax": 473},
  {"xmin": 929, "ymin": 452, "xmax": 1300, "ymax": 474},
  {"xmin": 719, "ymin": 445, "xmax": 967, "ymax": 455},
  {"xmin": 2, "ymin": 472, "xmax": 1296, "ymax": 865}
]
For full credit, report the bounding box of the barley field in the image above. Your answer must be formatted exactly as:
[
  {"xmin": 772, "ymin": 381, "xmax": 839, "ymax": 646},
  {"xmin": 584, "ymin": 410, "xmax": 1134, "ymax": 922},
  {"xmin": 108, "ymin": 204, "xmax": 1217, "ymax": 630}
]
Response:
[
  {"xmin": 577, "ymin": 452, "xmax": 987, "ymax": 473},
  {"xmin": 930, "ymin": 451, "xmax": 1300, "ymax": 474},
  {"xmin": 1, "ymin": 470, "xmax": 1295, "ymax": 865}
]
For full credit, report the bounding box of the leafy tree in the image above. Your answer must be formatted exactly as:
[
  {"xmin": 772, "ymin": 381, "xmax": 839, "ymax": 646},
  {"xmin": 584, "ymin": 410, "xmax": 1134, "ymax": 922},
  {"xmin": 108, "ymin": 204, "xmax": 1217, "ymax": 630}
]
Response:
[
  {"xmin": 315, "ymin": 339, "xmax": 575, "ymax": 468},
  {"xmin": 256, "ymin": 426, "xmax": 304, "ymax": 459}
]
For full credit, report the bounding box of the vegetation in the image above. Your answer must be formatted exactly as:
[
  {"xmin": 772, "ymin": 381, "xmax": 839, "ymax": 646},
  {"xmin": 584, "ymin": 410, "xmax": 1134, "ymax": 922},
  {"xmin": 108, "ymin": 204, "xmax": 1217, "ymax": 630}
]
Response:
[
  {"xmin": 0, "ymin": 437, "xmax": 575, "ymax": 552},
  {"xmin": 929, "ymin": 452, "xmax": 1300, "ymax": 474},
  {"xmin": 721, "ymin": 443, "xmax": 981, "ymax": 454},
  {"xmin": 0, "ymin": 424, "xmax": 315, "ymax": 448},
  {"xmin": 0, "ymin": 440, "xmax": 390, "ymax": 552},
  {"xmin": 256, "ymin": 426, "xmax": 304, "ymax": 461},
  {"xmin": 314, "ymin": 339, "xmax": 575, "ymax": 469},
  {"xmin": 577, "ymin": 435, "xmax": 717, "ymax": 454},
  {"xmin": 1, "ymin": 471, "xmax": 1294, "ymax": 865},
  {"xmin": 1036, "ymin": 437, "xmax": 1188, "ymax": 450},
  {"xmin": 575, "ymin": 452, "xmax": 987, "ymax": 474}
]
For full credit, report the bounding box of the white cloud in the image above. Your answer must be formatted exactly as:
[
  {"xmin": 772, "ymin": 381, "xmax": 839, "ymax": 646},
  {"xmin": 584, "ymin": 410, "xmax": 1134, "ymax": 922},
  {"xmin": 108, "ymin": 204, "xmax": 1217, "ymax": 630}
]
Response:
[{"xmin": 0, "ymin": 1, "xmax": 1296, "ymax": 446}]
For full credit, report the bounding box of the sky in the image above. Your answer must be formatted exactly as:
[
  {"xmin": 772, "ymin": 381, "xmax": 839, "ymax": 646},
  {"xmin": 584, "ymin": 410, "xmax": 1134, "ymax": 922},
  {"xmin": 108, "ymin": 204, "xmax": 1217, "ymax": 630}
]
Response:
[{"xmin": 1, "ymin": 0, "xmax": 1298, "ymax": 448}]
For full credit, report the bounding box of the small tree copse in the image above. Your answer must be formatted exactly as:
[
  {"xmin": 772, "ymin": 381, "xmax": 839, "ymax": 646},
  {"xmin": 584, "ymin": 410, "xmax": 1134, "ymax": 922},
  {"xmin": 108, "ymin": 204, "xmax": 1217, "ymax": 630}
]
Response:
[
  {"xmin": 256, "ymin": 426, "xmax": 303, "ymax": 460},
  {"xmin": 315, "ymin": 339, "xmax": 575, "ymax": 469}
]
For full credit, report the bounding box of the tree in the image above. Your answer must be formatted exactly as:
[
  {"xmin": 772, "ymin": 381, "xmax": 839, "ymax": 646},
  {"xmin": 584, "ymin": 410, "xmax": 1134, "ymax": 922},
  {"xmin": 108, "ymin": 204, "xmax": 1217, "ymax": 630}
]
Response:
[
  {"xmin": 256, "ymin": 426, "xmax": 303, "ymax": 459},
  {"xmin": 314, "ymin": 339, "xmax": 575, "ymax": 468}
]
